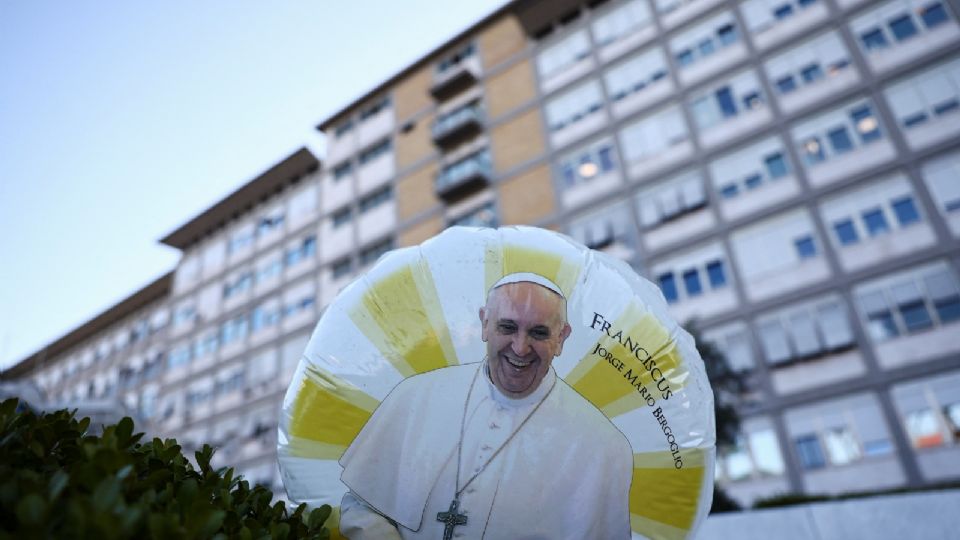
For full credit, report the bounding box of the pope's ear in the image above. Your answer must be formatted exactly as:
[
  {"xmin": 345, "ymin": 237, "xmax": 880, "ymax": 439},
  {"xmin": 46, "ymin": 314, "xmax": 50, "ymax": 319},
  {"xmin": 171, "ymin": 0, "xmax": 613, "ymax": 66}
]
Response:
[
  {"xmin": 478, "ymin": 307, "xmax": 488, "ymax": 342},
  {"xmin": 556, "ymin": 323, "xmax": 572, "ymax": 355}
]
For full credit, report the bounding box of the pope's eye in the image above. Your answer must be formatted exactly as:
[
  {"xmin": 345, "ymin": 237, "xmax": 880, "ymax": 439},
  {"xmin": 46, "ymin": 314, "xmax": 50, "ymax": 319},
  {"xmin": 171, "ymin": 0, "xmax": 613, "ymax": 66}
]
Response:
[
  {"xmin": 531, "ymin": 328, "xmax": 550, "ymax": 340},
  {"xmin": 498, "ymin": 323, "xmax": 517, "ymax": 334}
]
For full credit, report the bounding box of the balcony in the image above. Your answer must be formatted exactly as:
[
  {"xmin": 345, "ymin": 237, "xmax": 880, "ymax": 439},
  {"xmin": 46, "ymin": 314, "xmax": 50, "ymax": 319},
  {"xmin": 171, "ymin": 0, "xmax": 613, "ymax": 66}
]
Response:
[
  {"xmin": 432, "ymin": 105, "xmax": 484, "ymax": 148},
  {"xmin": 435, "ymin": 151, "xmax": 492, "ymax": 201},
  {"xmin": 430, "ymin": 61, "xmax": 479, "ymax": 100}
]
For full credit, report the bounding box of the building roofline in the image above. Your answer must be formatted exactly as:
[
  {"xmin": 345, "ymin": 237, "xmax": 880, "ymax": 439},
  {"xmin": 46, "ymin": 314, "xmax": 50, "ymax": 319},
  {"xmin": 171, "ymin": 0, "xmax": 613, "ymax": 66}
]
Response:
[
  {"xmin": 158, "ymin": 147, "xmax": 320, "ymax": 250},
  {"xmin": 2, "ymin": 271, "xmax": 174, "ymax": 380},
  {"xmin": 316, "ymin": 1, "xmax": 524, "ymax": 132}
]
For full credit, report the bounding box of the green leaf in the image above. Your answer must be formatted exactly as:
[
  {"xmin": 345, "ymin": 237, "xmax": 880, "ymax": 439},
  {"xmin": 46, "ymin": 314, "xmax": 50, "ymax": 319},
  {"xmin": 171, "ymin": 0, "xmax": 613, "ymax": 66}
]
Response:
[
  {"xmin": 16, "ymin": 493, "xmax": 47, "ymax": 526},
  {"xmin": 116, "ymin": 417, "xmax": 134, "ymax": 445},
  {"xmin": 308, "ymin": 505, "xmax": 332, "ymax": 529},
  {"xmin": 48, "ymin": 470, "xmax": 69, "ymax": 500}
]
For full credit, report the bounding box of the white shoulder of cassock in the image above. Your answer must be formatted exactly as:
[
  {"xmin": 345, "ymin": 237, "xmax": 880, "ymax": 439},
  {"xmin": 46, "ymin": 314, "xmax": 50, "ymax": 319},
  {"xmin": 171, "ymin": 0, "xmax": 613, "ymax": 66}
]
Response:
[{"xmin": 339, "ymin": 364, "xmax": 478, "ymax": 532}]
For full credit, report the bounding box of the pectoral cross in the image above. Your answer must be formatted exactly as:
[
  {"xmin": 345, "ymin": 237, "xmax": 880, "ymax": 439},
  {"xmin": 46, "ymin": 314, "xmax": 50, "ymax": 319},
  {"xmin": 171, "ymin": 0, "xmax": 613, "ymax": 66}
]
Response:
[{"xmin": 437, "ymin": 498, "xmax": 467, "ymax": 540}]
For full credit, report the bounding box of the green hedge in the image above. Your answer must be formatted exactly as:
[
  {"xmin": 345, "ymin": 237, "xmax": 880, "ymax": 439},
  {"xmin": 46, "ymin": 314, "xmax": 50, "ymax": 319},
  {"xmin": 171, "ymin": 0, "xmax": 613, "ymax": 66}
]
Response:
[{"xmin": 0, "ymin": 398, "xmax": 330, "ymax": 539}]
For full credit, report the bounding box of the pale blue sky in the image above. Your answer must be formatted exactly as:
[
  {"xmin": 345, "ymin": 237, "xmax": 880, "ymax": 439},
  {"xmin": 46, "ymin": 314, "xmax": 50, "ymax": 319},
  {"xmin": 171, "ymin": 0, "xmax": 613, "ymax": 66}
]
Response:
[{"xmin": 0, "ymin": 0, "xmax": 503, "ymax": 369}]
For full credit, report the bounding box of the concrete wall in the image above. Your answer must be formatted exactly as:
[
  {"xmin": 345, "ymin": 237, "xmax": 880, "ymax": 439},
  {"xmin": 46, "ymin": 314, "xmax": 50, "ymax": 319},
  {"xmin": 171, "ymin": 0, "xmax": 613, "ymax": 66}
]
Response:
[{"xmin": 698, "ymin": 489, "xmax": 960, "ymax": 540}]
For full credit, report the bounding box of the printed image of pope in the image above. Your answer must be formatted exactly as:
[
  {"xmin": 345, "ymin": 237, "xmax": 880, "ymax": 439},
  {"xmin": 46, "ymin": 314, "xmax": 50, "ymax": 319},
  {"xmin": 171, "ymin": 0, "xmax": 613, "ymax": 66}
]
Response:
[{"xmin": 338, "ymin": 272, "xmax": 634, "ymax": 539}]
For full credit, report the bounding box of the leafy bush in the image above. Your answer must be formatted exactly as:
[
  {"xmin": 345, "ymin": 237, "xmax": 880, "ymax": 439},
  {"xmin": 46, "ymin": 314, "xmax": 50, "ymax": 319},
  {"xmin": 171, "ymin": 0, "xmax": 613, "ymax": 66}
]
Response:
[{"xmin": 0, "ymin": 398, "xmax": 330, "ymax": 539}]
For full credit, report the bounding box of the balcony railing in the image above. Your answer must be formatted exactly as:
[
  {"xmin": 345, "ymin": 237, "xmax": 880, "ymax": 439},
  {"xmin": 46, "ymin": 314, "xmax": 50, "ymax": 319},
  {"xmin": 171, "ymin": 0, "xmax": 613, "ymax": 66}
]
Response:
[
  {"xmin": 435, "ymin": 151, "xmax": 492, "ymax": 201},
  {"xmin": 430, "ymin": 62, "xmax": 479, "ymax": 100},
  {"xmin": 432, "ymin": 105, "xmax": 484, "ymax": 148}
]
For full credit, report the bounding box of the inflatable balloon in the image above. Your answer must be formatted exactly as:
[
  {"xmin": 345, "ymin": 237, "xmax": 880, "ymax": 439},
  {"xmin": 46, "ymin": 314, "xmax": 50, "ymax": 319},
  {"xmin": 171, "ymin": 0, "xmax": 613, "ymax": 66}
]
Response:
[{"xmin": 278, "ymin": 226, "xmax": 715, "ymax": 540}]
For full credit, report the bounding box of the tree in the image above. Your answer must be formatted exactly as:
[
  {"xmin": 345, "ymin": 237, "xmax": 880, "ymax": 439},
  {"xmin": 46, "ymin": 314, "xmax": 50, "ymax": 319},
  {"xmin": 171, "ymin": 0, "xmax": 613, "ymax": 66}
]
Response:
[
  {"xmin": 0, "ymin": 398, "xmax": 331, "ymax": 539},
  {"xmin": 686, "ymin": 321, "xmax": 748, "ymax": 513}
]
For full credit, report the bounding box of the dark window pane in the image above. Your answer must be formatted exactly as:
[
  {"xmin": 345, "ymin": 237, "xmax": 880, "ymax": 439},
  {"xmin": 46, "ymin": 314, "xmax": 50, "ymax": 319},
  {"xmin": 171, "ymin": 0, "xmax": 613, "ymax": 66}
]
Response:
[
  {"xmin": 698, "ymin": 38, "xmax": 716, "ymax": 57},
  {"xmin": 904, "ymin": 112, "xmax": 929, "ymax": 127},
  {"xmin": 774, "ymin": 4, "xmax": 794, "ymax": 20},
  {"xmin": 717, "ymin": 24, "xmax": 738, "ymax": 45},
  {"xmin": 802, "ymin": 137, "xmax": 826, "ymax": 165},
  {"xmin": 900, "ymin": 300, "xmax": 933, "ymax": 332},
  {"xmin": 682, "ymin": 269, "xmax": 703, "ymax": 297},
  {"xmin": 828, "ymin": 127, "xmax": 854, "ymax": 154},
  {"xmin": 851, "ymin": 106, "xmax": 883, "ymax": 143},
  {"xmin": 892, "ymin": 196, "xmax": 921, "ymax": 226},
  {"xmin": 659, "ymin": 274, "xmax": 678, "ymax": 303},
  {"xmin": 764, "ymin": 153, "xmax": 789, "ymax": 178},
  {"xmin": 861, "ymin": 28, "xmax": 889, "ymax": 51},
  {"xmin": 677, "ymin": 49, "xmax": 694, "ymax": 66},
  {"xmin": 776, "ymin": 75, "xmax": 797, "ymax": 94},
  {"xmin": 801, "ymin": 63, "xmax": 824, "ymax": 84},
  {"xmin": 862, "ymin": 208, "xmax": 890, "ymax": 236},
  {"xmin": 796, "ymin": 436, "xmax": 826, "ymax": 469},
  {"xmin": 598, "ymin": 146, "xmax": 616, "ymax": 172},
  {"xmin": 889, "ymin": 15, "xmax": 919, "ymax": 41},
  {"xmin": 795, "ymin": 235, "xmax": 817, "ymax": 259},
  {"xmin": 868, "ymin": 311, "xmax": 900, "ymax": 340},
  {"xmin": 745, "ymin": 174, "xmax": 763, "ymax": 189},
  {"xmin": 935, "ymin": 296, "xmax": 960, "ymax": 323},
  {"xmin": 934, "ymin": 98, "xmax": 960, "ymax": 116},
  {"xmin": 946, "ymin": 198, "xmax": 960, "ymax": 213},
  {"xmin": 720, "ymin": 184, "xmax": 739, "ymax": 199},
  {"xmin": 650, "ymin": 69, "xmax": 667, "ymax": 81},
  {"xmin": 716, "ymin": 87, "xmax": 738, "ymax": 117},
  {"xmin": 707, "ymin": 260, "xmax": 726, "ymax": 288},
  {"xmin": 798, "ymin": 0, "xmax": 817, "ymax": 6},
  {"xmin": 921, "ymin": 3, "xmax": 949, "ymax": 28},
  {"xmin": 834, "ymin": 219, "xmax": 859, "ymax": 246},
  {"xmin": 743, "ymin": 92, "xmax": 763, "ymax": 109}
]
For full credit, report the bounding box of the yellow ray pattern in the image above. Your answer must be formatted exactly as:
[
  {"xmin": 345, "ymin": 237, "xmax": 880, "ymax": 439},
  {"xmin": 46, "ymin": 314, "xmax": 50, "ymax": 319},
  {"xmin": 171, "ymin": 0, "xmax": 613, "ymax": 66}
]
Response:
[
  {"xmin": 630, "ymin": 449, "xmax": 707, "ymax": 540},
  {"xmin": 287, "ymin": 365, "xmax": 381, "ymax": 457},
  {"xmin": 483, "ymin": 242, "xmax": 582, "ymax": 298},
  {"xmin": 349, "ymin": 258, "xmax": 459, "ymax": 377},
  {"xmin": 567, "ymin": 303, "xmax": 689, "ymax": 418}
]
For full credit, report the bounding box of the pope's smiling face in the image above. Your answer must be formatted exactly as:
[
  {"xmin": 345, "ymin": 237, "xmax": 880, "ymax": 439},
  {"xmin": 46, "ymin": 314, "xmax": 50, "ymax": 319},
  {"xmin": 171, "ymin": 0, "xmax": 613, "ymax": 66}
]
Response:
[{"xmin": 480, "ymin": 282, "xmax": 572, "ymax": 399}]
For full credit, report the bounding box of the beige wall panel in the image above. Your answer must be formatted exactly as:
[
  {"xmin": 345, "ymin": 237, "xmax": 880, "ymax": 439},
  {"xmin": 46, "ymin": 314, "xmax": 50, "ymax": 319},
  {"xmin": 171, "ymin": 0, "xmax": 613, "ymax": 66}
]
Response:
[
  {"xmin": 490, "ymin": 109, "xmax": 545, "ymax": 173},
  {"xmin": 396, "ymin": 113, "xmax": 436, "ymax": 170},
  {"xmin": 393, "ymin": 66, "xmax": 434, "ymax": 123},
  {"xmin": 479, "ymin": 15, "xmax": 526, "ymax": 70},
  {"xmin": 485, "ymin": 59, "xmax": 536, "ymax": 120},
  {"xmin": 396, "ymin": 163, "xmax": 440, "ymax": 221},
  {"xmin": 498, "ymin": 164, "xmax": 555, "ymax": 225},
  {"xmin": 399, "ymin": 215, "xmax": 444, "ymax": 247}
]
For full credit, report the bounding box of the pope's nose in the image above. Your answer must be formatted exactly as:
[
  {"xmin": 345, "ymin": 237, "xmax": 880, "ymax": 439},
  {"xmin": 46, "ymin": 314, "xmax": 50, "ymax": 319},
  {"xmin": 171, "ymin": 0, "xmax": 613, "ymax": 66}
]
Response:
[{"xmin": 510, "ymin": 334, "xmax": 532, "ymax": 356}]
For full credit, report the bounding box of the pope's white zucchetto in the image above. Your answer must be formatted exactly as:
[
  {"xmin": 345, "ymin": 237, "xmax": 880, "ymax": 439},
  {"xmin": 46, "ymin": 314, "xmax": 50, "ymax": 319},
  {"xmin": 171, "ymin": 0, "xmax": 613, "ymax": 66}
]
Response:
[{"xmin": 490, "ymin": 272, "xmax": 565, "ymax": 299}]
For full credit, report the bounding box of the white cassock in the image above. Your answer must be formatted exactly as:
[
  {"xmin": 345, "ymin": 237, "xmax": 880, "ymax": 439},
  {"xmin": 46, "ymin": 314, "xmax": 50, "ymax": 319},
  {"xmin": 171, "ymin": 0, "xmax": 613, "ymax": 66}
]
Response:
[{"xmin": 339, "ymin": 362, "xmax": 633, "ymax": 539}]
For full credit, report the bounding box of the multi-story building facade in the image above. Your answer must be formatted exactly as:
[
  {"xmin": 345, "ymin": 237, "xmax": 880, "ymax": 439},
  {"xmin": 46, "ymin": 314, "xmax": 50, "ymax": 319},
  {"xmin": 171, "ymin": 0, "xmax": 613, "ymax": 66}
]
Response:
[{"xmin": 5, "ymin": 0, "xmax": 960, "ymax": 505}]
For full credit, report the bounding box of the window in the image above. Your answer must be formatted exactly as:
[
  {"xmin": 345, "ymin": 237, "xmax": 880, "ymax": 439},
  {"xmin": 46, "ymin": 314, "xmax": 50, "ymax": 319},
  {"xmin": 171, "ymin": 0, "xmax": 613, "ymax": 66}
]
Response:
[
  {"xmin": 449, "ymin": 201, "xmax": 498, "ymax": 229},
  {"xmin": 764, "ymin": 153, "xmax": 788, "ymax": 178},
  {"xmin": 568, "ymin": 202, "xmax": 636, "ymax": 255},
  {"xmin": 856, "ymin": 263, "xmax": 960, "ymax": 341},
  {"xmin": 558, "ymin": 140, "xmax": 618, "ymax": 188},
  {"xmin": 359, "ymin": 97, "xmax": 390, "ymax": 121},
  {"xmin": 256, "ymin": 256, "xmax": 282, "ymax": 284},
  {"xmin": 861, "ymin": 29, "xmax": 888, "ymax": 51},
  {"xmin": 742, "ymin": 0, "xmax": 821, "ymax": 34},
  {"xmin": 437, "ymin": 42, "xmax": 475, "ymax": 75},
  {"xmin": 885, "ymin": 57, "xmax": 960, "ymax": 132},
  {"xmin": 793, "ymin": 100, "xmax": 885, "ymax": 167},
  {"xmin": 711, "ymin": 137, "xmax": 792, "ymax": 201},
  {"xmin": 437, "ymin": 150, "xmax": 491, "ymax": 192},
  {"xmin": 682, "ymin": 268, "xmax": 703, "ymax": 297},
  {"xmin": 921, "ymin": 2, "xmax": 949, "ymax": 28},
  {"xmin": 332, "ymin": 162, "xmax": 352, "ymax": 181},
  {"xmin": 834, "ymin": 219, "xmax": 859, "ymax": 245},
  {"xmin": 252, "ymin": 303, "xmax": 280, "ymax": 332},
  {"xmin": 358, "ymin": 139, "xmax": 392, "ymax": 165},
  {"xmin": 331, "ymin": 258, "xmax": 353, "ymax": 280},
  {"xmin": 670, "ymin": 13, "xmax": 740, "ymax": 70},
  {"xmin": 545, "ymin": 80, "xmax": 604, "ymax": 132},
  {"xmin": 256, "ymin": 212, "xmax": 285, "ymax": 236},
  {"xmin": 922, "ymin": 151, "xmax": 960, "ymax": 216},
  {"xmin": 794, "ymin": 235, "xmax": 816, "ymax": 259},
  {"xmin": 284, "ymin": 235, "xmax": 317, "ymax": 266},
  {"xmin": 691, "ymin": 71, "xmax": 763, "ymax": 129},
  {"xmin": 757, "ymin": 297, "xmax": 854, "ymax": 364},
  {"xmin": 892, "ymin": 197, "xmax": 921, "ymax": 226},
  {"xmin": 283, "ymin": 296, "xmax": 315, "ymax": 317},
  {"xmin": 359, "ymin": 187, "xmax": 393, "ymax": 214},
  {"xmin": 659, "ymin": 273, "xmax": 679, "ymax": 303},
  {"xmin": 537, "ymin": 30, "xmax": 590, "ymax": 78},
  {"xmin": 889, "ymin": 15, "xmax": 919, "ymax": 41},
  {"xmin": 823, "ymin": 427, "xmax": 862, "ymax": 465},
  {"xmin": 619, "ymin": 106, "xmax": 688, "ymax": 163},
  {"xmin": 360, "ymin": 239, "xmax": 394, "ymax": 267},
  {"xmin": 223, "ymin": 271, "xmax": 253, "ymax": 299},
  {"xmin": 703, "ymin": 324, "xmax": 756, "ymax": 372},
  {"xmin": 707, "ymin": 260, "xmax": 726, "ymax": 287},
  {"xmin": 228, "ymin": 229, "xmax": 254, "ymax": 254},
  {"xmin": 332, "ymin": 207, "xmax": 352, "ymax": 228},
  {"xmin": 795, "ymin": 435, "xmax": 826, "ymax": 469},
  {"xmin": 862, "ymin": 208, "xmax": 890, "ymax": 236},
  {"xmin": 192, "ymin": 330, "xmax": 219, "ymax": 358},
  {"xmin": 592, "ymin": 0, "xmax": 652, "ymax": 46},
  {"xmin": 604, "ymin": 47, "xmax": 669, "ymax": 102},
  {"xmin": 768, "ymin": 31, "xmax": 854, "ymax": 97},
  {"xmin": 221, "ymin": 315, "xmax": 249, "ymax": 346},
  {"xmin": 906, "ymin": 408, "xmax": 945, "ymax": 448},
  {"xmin": 333, "ymin": 120, "xmax": 353, "ymax": 138},
  {"xmin": 637, "ymin": 171, "xmax": 706, "ymax": 227},
  {"xmin": 167, "ymin": 345, "xmax": 191, "ymax": 369}
]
